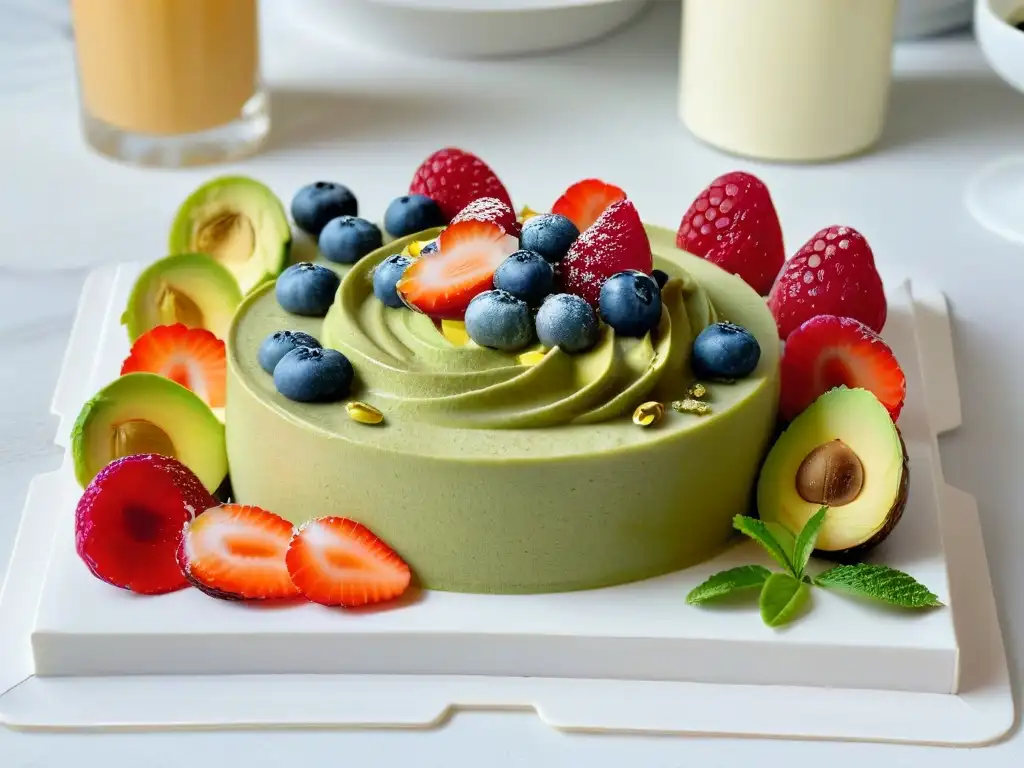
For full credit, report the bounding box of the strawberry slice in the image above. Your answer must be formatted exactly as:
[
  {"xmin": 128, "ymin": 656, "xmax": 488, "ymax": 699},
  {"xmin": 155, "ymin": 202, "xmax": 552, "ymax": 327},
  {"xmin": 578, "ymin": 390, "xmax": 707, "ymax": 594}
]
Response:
[
  {"xmin": 410, "ymin": 147, "xmax": 513, "ymax": 223},
  {"xmin": 396, "ymin": 219, "xmax": 518, "ymax": 319},
  {"xmin": 560, "ymin": 199, "xmax": 653, "ymax": 306},
  {"xmin": 552, "ymin": 179, "xmax": 627, "ymax": 233},
  {"xmin": 121, "ymin": 323, "xmax": 226, "ymax": 409},
  {"xmin": 286, "ymin": 517, "xmax": 412, "ymax": 608},
  {"xmin": 676, "ymin": 171, "xmax": 785, "ymax": 296},
  {"xmin": 177, "ymin": 504, "xmax": 300, "ymax": 601},
  {"xmin": 779, "ymin": 314, "xmax": 906, "ymax": 423},
  {"xmin": 450, "ymin": 196, "xmax": 520, "ymax": 235}
]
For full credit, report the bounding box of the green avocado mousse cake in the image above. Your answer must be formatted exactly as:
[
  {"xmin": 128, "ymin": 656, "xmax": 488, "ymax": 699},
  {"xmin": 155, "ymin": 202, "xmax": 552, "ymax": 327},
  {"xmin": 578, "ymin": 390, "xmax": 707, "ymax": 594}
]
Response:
[
  {"xmin": 225, "ymin": 200, "xmax": 781, "ymax": 593},
  {"xmin": 68, "ymin": 149, "xmax": 931, "ymax": 620}
]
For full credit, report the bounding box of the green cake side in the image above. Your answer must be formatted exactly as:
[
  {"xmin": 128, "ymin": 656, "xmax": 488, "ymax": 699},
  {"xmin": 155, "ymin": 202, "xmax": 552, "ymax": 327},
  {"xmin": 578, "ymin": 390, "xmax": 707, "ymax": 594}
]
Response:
[{"xmin": 225, "ymin": 225, "xmax": 780, "ymax": 593}]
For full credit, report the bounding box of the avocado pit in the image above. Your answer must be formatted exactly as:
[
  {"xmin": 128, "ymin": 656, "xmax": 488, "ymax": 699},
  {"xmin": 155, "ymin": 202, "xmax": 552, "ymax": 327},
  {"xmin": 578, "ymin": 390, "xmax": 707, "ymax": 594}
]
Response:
[
  {"xmin": 195, "ymin": 211, "xmax": 255, "ymax": 266},
  {"xmin": 795, "ymin": 439, "xmax": 864, "ymax": 507},
  {"xmin": 157, "ymin": 283, "xmax": 205, "ymax": 328},
  {"xmin": 111, "ymin": 420, "xmax": 177, "ymax": 461}
]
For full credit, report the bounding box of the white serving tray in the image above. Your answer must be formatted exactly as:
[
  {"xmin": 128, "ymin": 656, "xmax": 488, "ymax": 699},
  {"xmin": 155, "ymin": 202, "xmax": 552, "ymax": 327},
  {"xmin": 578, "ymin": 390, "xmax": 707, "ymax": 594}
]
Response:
[{"xmin": 0, "ymin": 263, "xmax": 1013, "ymax": 746}]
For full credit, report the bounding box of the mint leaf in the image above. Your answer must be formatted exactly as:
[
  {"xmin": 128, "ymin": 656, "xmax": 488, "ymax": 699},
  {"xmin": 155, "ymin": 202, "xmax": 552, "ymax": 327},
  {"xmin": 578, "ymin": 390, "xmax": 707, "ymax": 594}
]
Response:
[
  {"xmin": 763, "ymin": 522, "xmax": 796, "ymax": 562},
  {"xmin": 791, "ymin": 507, "xmax": 828, "ymax": 578},
  {"xmin": 759, "ymin": 573, "xmax": 810, "ymax": 627},
  {"xmin": 733, "ymin": 515, "xmax": 795, "ymax": 576},
  {"xmin": 686, "ymin": 565, "xmax": 773, "ymax": 605},
  {"xmin": 815, "ymin": 564, "xmax": 943, "ymax": 608}
]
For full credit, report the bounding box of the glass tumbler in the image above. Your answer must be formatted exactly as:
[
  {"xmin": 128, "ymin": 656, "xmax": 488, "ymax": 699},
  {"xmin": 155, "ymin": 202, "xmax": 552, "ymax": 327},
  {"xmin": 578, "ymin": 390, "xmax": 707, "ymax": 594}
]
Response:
[{"xmin": 70, "ymin": 0, "xmax": 269, "ymax": 167}]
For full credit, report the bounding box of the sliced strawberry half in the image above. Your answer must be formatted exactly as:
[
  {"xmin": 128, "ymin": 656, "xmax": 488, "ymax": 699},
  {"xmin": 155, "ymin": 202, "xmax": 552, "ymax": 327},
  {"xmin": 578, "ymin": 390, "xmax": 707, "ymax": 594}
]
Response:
[
  {"xmin": 552, "ymin": 179, "xmax": 627, "ymax": 233},
  {"xmin": 409, "ymin": 147, "xmax": 513, "ymax": 222},
  {"xmin": 396, "ymin": 219, "xmax": 518, "ymax": 319},
  {"xmin": 286, "ymin": 517, "xmax": 412, "ymax": 608},
  {"xmin": 177, "ymin": 504, "xmax": 300, "ymax": 601},
  {"xmin": 560, "ymin": 199, "xmax": 653, "ymax": 306},
  {"xmin": 75, "ymin": 454, "xmax": 217, "ymax": 595},
  {"xmin": 450, "ymin": 196, "xmax": 520, "ymax": 235},
  {"xmin": 121, "ymin": 323, "xmax": 226, "ymax": 409},
  {"xmin": 779, "ymin": 314, "xmax": 906, "ymax": 423}
]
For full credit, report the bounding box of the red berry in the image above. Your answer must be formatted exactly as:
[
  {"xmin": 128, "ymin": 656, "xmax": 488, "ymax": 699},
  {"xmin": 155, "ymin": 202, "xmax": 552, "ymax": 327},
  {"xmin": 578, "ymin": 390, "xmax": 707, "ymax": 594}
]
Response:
[
  {"xmin": 676, "ymin": 171, "xmax": 785, "ymax": 296},
  {"xmin": 286, "ymin": 517, "xmax": 412, "ymax": 608},
  {"xmin": 450, "ymin": 196, "xmax": 520, "ymax": 236},
  {"xmin": 177, "ymin": 504, "xmax": 300, "ymax": 601},
  {"xmin": 551, "ymin": 178, "xmax": 627, "ymax": 233},
  {"xmin": 779, "ymin": 314, "xmax": 906, "ymax": 422},
  {"xmin": 560, "ymin": 199, "xmax": 653, "ymax": 307},
  {"xmin": 396, "ymin": 219, "xmax": 518, "ymax": 319},
  {"xmin": 409, "ymin": 147, "xmax": 513, "ymax": 222},
  {"xmin": 768, "ymin": 225, "xmax": 886, "ymax": 340},
  {"xmin": 75, "ymin": 454, "xmax": 216, "ymax": 595},
  {"xmin": 120, "ymin": 323, "xmax": 226, "ymax": 409}
]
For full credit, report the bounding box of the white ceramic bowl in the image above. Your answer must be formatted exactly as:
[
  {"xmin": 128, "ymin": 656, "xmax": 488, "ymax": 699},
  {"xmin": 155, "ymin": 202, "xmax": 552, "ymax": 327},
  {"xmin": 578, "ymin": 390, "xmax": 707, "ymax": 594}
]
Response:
[
  {"xmin": 964, "ymin": 0, "xmax": 1024, "ymax": 244},
  {"xmin": 286, "ymin": 0, "xmax": 650, "ymax": 59}
]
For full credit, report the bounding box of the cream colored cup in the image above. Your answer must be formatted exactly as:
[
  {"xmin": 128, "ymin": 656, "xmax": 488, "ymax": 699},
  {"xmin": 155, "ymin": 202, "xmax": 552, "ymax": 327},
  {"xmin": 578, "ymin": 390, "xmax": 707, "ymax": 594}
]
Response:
[{"xmin": 679, "ymin": 0, "xmax": 898, "ymax": 163}]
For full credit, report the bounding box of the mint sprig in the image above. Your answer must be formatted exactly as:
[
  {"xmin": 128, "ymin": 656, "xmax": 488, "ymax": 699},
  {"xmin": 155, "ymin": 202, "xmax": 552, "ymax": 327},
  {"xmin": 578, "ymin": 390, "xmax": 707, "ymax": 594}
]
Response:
[{"xmin": 685, "ymin": 507, "xmax": 943, "ymax": 628}]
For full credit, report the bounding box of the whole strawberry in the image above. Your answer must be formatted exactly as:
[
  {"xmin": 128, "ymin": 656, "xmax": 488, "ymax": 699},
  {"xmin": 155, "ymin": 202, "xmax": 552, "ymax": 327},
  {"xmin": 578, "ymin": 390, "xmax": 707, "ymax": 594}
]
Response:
[
  {"xmin": 676, "ymin": 171, "xmax": 785, "ymax": 296},
  {"xmin": 561, "ymin": 199, "xmax": 653, "ymax": 307},
  {"xmin": 409, "ymin": 147, "xmax": 513, "ymax": 223},
  {"xmin": 768, "ymin": 225, "xmax": 887, "ymax": 340}
]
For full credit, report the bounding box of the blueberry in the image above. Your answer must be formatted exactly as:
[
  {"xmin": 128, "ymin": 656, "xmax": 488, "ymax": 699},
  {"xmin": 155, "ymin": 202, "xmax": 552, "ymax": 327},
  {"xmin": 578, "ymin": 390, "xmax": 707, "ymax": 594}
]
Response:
[
  {"xmin": 273, "ymin": 346, "xmax": 354, "ymax": 403},
  {"xmin": 535, "ymin": 293, "xmax": 600, "ymax": 353},
  {"xmin": 598, "ymin": 271, "xmax": 662, "ymax": 337},
  {"xmin": 493, "ymin": 250, "xmax": 554, "ymax": 306},
  {"xmin": 275, "ymin": 262, "xmax": 340, "ymax": 317},
  {"xmin": 291, "ymin": 182, "xmax": 358, "ymax": 237},
  {"xmin": 384, "ymin": 194, "xmax": 445, "ymax": 238},
  {"xmin": 652, "ymin": 269, "xmax": 669, "ymax": 289},
  {"xmin": 464, "ymin": 290, "xmax": 534, "ymax": 352},
  {"xmin": 373, "ymin": 254, "xmax": 413, "ymax": 308},
  {"xmin": 318, "ymin": 216, "xmax": 383, "ymax": 265},
  {"xmin": 692, "ymin": 322, "xmax": 761, "ymax": 380},
  {"xmin": 420, "ymin": 241, "xmax": 439, "ymax": 256},
  {"xmin": 258, "ymin": 330, "xmax": 322, "ymax": 374},
  {"xmin": 519, "ymin": 213, "xmax": 580, "ymax": 263}
]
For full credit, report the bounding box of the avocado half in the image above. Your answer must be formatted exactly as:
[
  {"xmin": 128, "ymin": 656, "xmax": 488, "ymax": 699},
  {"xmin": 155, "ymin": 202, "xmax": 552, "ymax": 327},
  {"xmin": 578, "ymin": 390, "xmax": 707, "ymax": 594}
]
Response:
[
  {"xmin": 122, "ymin": 253, "xmax": 242, "ymax": 343},
  {"xmin": 71, "ymin": 372, "xmax": 227, "ymax": 493},
  {"xmin": 168, "ymin": 176, "xmax": 292, "ymax": 295},
  {"xmin": 757, "ymin": 386, "xmax": 909, "ymax": 562}
]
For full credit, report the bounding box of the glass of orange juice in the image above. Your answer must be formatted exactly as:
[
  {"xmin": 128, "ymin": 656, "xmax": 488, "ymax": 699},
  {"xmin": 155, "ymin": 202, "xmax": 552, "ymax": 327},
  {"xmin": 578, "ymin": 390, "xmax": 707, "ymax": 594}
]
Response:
[{"xmin": 70, "ymin": 0, "xmax": 269, "ymax": 167}]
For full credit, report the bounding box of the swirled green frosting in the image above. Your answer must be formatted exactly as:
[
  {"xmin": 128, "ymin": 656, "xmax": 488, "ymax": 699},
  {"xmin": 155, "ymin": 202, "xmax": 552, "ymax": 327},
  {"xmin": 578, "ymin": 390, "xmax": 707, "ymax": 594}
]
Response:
[{"xmin": 322, "ymin": 231, "xmax": 719, "ymax": 428}]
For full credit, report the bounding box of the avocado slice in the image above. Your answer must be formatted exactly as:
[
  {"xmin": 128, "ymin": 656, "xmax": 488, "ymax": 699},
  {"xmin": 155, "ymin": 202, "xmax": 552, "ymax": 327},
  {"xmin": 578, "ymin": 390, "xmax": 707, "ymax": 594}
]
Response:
[
  {"xmin": 122, "ymin": 253, "xmax": 242, "ymax": 342},
  {"xmin": 168, "ymin": 176, "xmax": 292, "ymax": 295},
  {"xmin": 757, "ymin": 386, "xmax": 909, "ymax": 562},
  {"xmin": 71, "ymin": 372, "xmax": 227, "ymax": 493}
]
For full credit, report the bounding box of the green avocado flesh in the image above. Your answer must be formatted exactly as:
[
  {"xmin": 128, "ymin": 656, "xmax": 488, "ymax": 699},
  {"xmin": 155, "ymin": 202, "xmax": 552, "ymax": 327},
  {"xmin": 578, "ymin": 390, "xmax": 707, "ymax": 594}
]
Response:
[
  {"xmin": 225, "ymin": 224, "xmax": 782, "ymax": 593},
  {"xmin": 168, "ymin": 176, "xmax": 292, "ymax": 296},
  {"xmin": 122, "ymin": 253, "xmax": 242, "ymax": 342},
  {"xmin": 71, "ymin": 372, "xmax": 227, "ymax": 493},
  {"xmin": 757, "ymin": 386, "xmax": 908, "ymax": 559}
]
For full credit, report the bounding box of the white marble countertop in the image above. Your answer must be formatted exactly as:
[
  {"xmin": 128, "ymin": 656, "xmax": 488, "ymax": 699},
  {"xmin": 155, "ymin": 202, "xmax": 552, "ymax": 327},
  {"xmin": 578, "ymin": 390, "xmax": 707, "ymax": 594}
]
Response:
[{"xmin": 0, "ymin": 1, "xmax": 1021, "ymax": 765}]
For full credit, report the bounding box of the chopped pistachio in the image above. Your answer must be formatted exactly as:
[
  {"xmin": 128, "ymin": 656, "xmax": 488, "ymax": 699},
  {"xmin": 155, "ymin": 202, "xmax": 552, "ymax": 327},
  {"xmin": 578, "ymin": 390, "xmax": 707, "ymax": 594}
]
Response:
[
  {"xmin": 633, "ymin": 401, "xmax": 665, "ymax": 427},
  {"xmin": 346, "ymin": 401, "xmax": 385, "ymax": 425}
]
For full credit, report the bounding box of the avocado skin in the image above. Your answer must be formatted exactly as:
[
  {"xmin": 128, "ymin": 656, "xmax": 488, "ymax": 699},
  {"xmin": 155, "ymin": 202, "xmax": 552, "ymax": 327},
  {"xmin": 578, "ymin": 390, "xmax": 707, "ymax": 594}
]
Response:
[{"xmin": 813, "ymin": 429, "xmax": 910, "ymax": 563}]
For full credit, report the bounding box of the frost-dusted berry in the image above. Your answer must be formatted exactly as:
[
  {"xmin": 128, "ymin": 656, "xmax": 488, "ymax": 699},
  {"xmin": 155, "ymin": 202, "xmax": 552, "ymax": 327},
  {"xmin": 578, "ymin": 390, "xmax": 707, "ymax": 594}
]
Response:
[
  {"xmin": 463, "ymin": 289, "xmax": 534, "ymax": 351},
  {"xmin": 535, "ymin": 293, "xmax": 600, "ymax": 353},
  {"xmin": 493, "ymin": 250, "xmax": 554, "ymax": 306}
]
